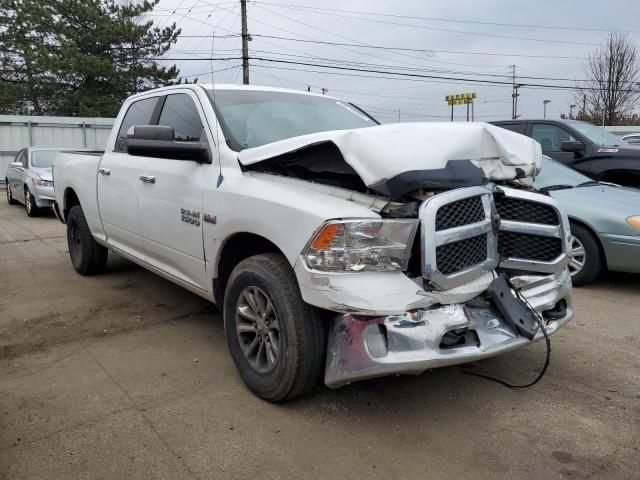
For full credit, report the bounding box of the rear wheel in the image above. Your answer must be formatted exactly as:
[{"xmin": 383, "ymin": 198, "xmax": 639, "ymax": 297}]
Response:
[
  {"xmin": 66, "ymin": 205, "xmax": 108, "ymax": 275},
  {"xmin": 224, "ymin": 253, "xmax": 326, "ymax": 402},
  {"xmin": 6, "ymin": 181, "xmax": 17, "ymax": 205},
  {"xmin": 568, "ymin": 223, "xmax": 603, "ymax": 286},
  {"xmin": 25, "ymin": 189, "xmax": 40, "ymax": 217}
]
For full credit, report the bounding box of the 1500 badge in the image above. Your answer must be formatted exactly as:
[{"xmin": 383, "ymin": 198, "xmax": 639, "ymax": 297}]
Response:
[{"xmin": 181, "ymin": 208, "xmax": 200, "ymax": 226}]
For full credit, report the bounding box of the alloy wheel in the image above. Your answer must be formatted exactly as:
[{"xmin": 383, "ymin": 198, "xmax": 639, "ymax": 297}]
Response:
[
  {"xmin": 235, "ymin": 286, "xmax": 281, "ymax": 373},
  {"xmin": 568, "ymin": 235, "xmax": 586, "ymax": 276}
]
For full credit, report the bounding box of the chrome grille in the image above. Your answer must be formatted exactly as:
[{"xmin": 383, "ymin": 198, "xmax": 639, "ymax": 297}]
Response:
[
  {"xmin": 498, "ymin": 232, "xmax": 562, "ymax": 262},
  {"xmin": 495, "ymin": 196, "xmax": 559, "ymax": 225},
  {"xmin": 495, "ymin": 187, "xmax": 569, "ymax": 273},
  {"xmin": 436, "ymin": 234, "xmax": 488, "ymax": 275},
  {"xmin": 419, "ymin": 185, "xmax": 569, "ymax": 290},
  {"xmin": 420, "ymin": 187, "xmax": 496, "ymax": 290},
  {"xmin": 435, "ymin": 195, "xmax": 484, "ymax": 231}
]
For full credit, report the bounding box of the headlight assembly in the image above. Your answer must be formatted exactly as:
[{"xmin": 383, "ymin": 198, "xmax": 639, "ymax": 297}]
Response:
[
  {"xmin": 303, "ymin": 219, "xmax": 418, "ymax": 272},
  {"xmin": 31, "ymin": 178, "xmax": 53, "ymax": 188}
]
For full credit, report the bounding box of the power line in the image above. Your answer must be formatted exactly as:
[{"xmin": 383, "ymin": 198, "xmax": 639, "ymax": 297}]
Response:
[
  {"xmin": 246, "ymin": 34, "xmax": 587, "ymax": 60},
  {"xmin": 156, "ymin": 56, "xmax": 640, "ymax": 92},
  {"xmin": 253, "ymin": 3, "xmax": 602, "ymax": 47},
  {"xmin": 253, "ymin": 1, "xmax": 640, "ymax": 34}
]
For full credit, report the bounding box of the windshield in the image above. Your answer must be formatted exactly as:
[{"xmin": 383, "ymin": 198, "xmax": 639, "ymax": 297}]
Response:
[
  {"xmin": 30, "ymin": 150, "xmax": 60, "ymax": 168},
  {"xmin": 531, "ymin": 156, "xmax": 592, "ymax": 189},
  {"xmin": 206, "ymin": 89, "xmax": 378, "ymax": 150},
  {"xmin": 568, "ymin": 121, "xmax": 627, "ymax": 146}
]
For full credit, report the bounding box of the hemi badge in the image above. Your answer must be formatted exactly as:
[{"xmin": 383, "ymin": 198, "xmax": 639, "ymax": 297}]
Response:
[{"xmin": 204, "ymin": 213, "xmax": 217, "ymax": 224}]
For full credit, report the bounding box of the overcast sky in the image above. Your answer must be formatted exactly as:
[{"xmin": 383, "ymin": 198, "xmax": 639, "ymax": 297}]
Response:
[{"xmin": 146, "ymin": 0, "xmax": 640, "ymax": 123}]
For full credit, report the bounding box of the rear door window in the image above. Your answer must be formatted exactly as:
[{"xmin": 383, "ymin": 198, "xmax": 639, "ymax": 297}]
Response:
[
  {"xmin": 495, "ymin": 123, "xmax": 528, "ymax": 135},
  {"xmin": 157, "ymin": 94, "xmax": 204, "ymax": 142},
  {"xmin": 114, "ymin": 97, "xmax": 159, "ymax": 152}
]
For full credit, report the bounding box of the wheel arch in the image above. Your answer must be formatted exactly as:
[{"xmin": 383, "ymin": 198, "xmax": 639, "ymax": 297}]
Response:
[
  {"xmin": 213, "ymin": 232, "xmax": 289, "ymax": 307},
  {"xmin": 62, "ymin": 187, "xmax": 81, "ymax": 222},
  {"xmin": 568, "ymin": 216, "xmax": 608, "ymax": 270}
]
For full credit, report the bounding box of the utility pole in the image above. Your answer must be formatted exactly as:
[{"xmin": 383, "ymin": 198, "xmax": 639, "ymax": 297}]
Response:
[
  {"xmin": 582, "ymin": 93, "xmax": 587, "ymax": 119},
  {"xmin": 569, "ymin": 104, "xmax": 577, "ymax": 119},
  {"xmin": 321, "ymin": 88, "xmax": 327, "ymax": 95},
  {"xmin": 510, "ymin": 65, "xmax": 520, "ymax": 120},
  {"xmin": 398, "ymin": 109, "xmax": 401, "ymax": 122},
  {"xmin": 240, "ymin": 0, "xmax": 249, "ymax": 84},
  {"xmin": 543, "ymin": 99, "xmax": 550, "ymax": 119}
]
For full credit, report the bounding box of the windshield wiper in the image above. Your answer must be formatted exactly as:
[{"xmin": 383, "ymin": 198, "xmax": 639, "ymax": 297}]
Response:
[
  {"xmin": 576, "ymin": 180, "xmax": 600, "ymax": 187},
  {"xmin": 538, "ymin": 184, "xmax": 575, "ymax": 191}
]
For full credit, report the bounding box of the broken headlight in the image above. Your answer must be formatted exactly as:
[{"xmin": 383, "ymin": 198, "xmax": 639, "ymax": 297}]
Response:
[{"xmin": 303, "ymin": 219, "xmax": 418, "ymax": 272}]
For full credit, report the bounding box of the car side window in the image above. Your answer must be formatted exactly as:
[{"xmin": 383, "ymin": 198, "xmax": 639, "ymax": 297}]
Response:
[
  {"xmin": 496, "ymin": 123, "xmax": 527, "ymax": 135},
  {"xmin": 114, "ymin": 97, "xmax": 159, "ymax": 152},
  {"xmin": 531, "ymin": 124, "xmax": 576, "ymax": 151},
  {"xmin": 20, "ymin": 150, "xmax": 28, "ymax": 168},
  {"xmin": 157, "ymin": 94, "xmax": 204, "ymax": 142}
]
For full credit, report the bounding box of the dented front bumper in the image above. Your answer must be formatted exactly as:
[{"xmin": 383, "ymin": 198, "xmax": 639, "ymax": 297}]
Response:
[{"xmin": 324, "ymin": 269, "xmax": 573, "ymax": 388}]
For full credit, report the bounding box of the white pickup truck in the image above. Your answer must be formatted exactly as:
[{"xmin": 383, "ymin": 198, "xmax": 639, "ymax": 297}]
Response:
[{"xmin": 53, "ymin": 84, "xmax": 573, "ymax": 401}]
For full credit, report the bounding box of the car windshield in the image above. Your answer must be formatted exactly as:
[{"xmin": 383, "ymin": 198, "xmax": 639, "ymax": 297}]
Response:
[
  {"xmin": 206, "ymin": 89, "xmax": 378, "ymax": 150},
  {"xmin": 30, "ymin": 150, "xmax": 60, "ymax": 168},
  {"xmin": 530, "ymin": 156, "xmax": 593, "ymax": 189},
  {"xmin": 567, "ymin": 121, "xmax": 627, "ymax": 146}
]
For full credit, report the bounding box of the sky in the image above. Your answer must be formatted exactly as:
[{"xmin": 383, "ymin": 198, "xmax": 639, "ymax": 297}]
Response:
[{"xmin": 145, "ymin": 0, "xmax": 640, "ymax": 123}]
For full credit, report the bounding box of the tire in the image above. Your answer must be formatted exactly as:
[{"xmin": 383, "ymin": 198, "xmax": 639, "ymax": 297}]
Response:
[
  {"xmin": 224, "ymin": 253, "xmax": 326, "ymax": 402},
  {"xmin": 24, "ymin": 188, "xmax": 40, "ymax": 217},
  {"xmin": 568, "ymin": 223, "xmax": 603, "ymax": 286},
  {"xmin": 66, "ymin": 205, "xmax": 108, "ymax": 275},
  {"xmin": 6, "ymin": 181, "xmax": 17, "ymax": 205}
]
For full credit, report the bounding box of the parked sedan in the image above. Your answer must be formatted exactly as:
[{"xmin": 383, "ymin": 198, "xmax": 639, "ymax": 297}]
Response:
[
  {"xmin": 5, "ymin": 147, "xmax": 61, "ymax": 216},
  {"xmin": 528, "ymin": 156, "xmax": 640, "ymax": 285}
]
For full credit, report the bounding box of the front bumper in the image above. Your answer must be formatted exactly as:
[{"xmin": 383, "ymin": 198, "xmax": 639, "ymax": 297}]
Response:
[
  {"xmin": 32, "ymin": 185, "xmax": 55, "ymax": 207},
  {"xmin": 325, "ymin": 269, "xmax": 573, "ymax": 388}
]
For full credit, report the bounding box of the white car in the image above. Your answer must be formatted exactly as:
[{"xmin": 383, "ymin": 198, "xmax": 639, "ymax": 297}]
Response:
[
  {"xmin": 5, "ymin": 147, "xmax": 59, "ymax": 216},
  {"xmin": 52, "ymin": 84, "xmax": 574, "ymax": 401}
]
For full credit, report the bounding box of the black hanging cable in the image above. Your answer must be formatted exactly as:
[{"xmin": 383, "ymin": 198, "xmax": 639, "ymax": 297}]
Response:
[{"xmin": 462, "ymin": 254, "xmax": 552, "ymax": 389}]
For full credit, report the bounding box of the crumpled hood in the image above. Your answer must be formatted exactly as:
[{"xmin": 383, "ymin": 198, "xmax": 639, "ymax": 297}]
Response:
[{"xmin": 238, "ymin": 122, "xmax": 541, "ymax": 195}]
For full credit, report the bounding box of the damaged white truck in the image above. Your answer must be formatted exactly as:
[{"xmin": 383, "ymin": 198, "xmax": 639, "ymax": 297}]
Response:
[{"xmin": 53, "ymin": 85, "xmax": 573, "ymax": 401}]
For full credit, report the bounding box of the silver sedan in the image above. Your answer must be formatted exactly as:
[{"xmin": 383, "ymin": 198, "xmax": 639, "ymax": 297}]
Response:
[
  {"xmin": 529, "ymin": 156, "xmax": 640, "ymax": 285},
  {"xmin": 5, "ymin": 148, "xmax": 61, "ymax": 216}
]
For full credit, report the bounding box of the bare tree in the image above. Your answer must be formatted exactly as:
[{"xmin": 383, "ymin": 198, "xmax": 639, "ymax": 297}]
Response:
[{"xmin": 575, "ymin": 33, "xmax": 640, "ymax": 125}]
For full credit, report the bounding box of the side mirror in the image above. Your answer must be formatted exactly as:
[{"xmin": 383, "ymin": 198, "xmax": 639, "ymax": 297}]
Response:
[
  {"xmin": 560, "ymin": 141, "xmax": 585, "ymax": 154},
  {"xmin": 126, "ymin": 125, "xmax": 210, "ymax": 163},
  {"xmin": 10, "ymin": 161, "xmax": 22, "ymax": 167}
]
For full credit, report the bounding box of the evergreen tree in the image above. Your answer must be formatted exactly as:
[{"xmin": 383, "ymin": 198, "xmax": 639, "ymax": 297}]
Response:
[{"xmin": 0, "ymin": 0, "xmax": 181, "ymax": 116}]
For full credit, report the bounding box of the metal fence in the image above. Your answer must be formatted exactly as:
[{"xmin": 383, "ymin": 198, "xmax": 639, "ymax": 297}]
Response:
[{"xmin": 0, "ymin": 115, "xmax": 115, "ymax": 183}]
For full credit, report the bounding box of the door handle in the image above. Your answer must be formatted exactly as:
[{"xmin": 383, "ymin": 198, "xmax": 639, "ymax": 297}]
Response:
[
  {"xmin": 139, "ymin": 175, "xmax": 156, "ymax": 184},
  {"xmin": 98, "ymin": 168, "xmax": 111, "ymax": 176}
]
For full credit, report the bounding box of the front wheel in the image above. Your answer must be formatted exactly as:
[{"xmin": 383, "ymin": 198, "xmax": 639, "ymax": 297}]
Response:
[
  {"xmin": 25, "ymin": 189, "xmax": 40, "ymax": 217},
  {"xmin": 568, "ymin": 223, "xmax": 603, "ymax": 286},
  {"xmin": 66, "ymin": 205, "xmax": 108, "ymax": 275},
  {"xmin": 224, "ymin": 253, "xmax": 326, "ymax": 402}
]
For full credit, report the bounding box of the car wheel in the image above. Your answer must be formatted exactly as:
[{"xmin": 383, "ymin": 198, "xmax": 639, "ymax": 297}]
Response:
[
  {"xmin": 25, "ymin": 189, "xmax": 39, "ymax": 217},
  {"xmin": 224, "ymin": 253, "xmax": 326, "ymax": 402},
  {"xmin": 66, "ymin": 205, "xmax": 108, "ymax": 275},
  {"xmin": 6, "ymin": 181, "xmax": 17, "ymax": 205},
  {"xmin": 568, "ymin": 223, "xmax": 603, "ymax": 286}
]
